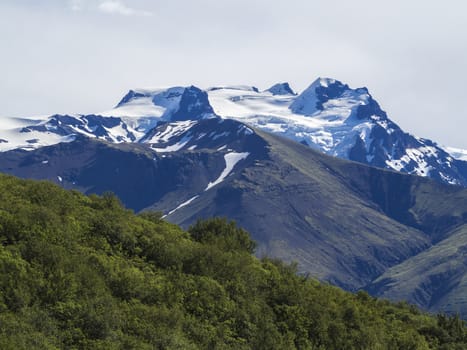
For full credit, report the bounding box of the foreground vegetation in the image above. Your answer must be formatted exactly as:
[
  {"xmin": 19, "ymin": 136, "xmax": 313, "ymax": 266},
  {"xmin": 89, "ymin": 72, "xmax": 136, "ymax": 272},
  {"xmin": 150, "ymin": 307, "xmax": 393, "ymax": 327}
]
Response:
[{"xmin": 0, "ymin": 174, "xmax": 466, "ymax": 349}]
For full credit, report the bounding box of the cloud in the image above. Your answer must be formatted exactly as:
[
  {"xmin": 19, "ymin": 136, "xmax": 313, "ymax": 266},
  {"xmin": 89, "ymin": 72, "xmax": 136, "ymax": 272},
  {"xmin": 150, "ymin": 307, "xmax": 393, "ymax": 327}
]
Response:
[{"xmin": 98, "ymin": 0, "xmax": 152, "ymax": 16}]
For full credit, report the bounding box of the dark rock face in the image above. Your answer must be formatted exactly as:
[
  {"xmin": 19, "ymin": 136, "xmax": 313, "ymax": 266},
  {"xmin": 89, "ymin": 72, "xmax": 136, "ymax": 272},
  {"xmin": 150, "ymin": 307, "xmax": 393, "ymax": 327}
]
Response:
[
  {"xmin": 85, "ymin": 114, "xmax": 122, "ymax": 129},
  {"xmin": 170, "ymin": 86, "xmax": 216, "ymax": 121},
  {"xmin": 348, "ymin": 136, "xmax": 367, "ymax": 163},
  {"xmin": 315, "ymin": 80, "xmax": 350, "ymax": 110},
  {"xmin": 355, "ymin": 96, "xmax": 388, "ymax": 121},
  {"xmin": 267, "ymin": 82, "xmax": 296, "ymax": 96}
]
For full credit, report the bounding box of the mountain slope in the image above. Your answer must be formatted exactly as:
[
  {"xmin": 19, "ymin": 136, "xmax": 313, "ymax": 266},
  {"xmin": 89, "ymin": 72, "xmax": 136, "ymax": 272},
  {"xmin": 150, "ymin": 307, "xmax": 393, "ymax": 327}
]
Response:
[
  {"xmin": 2, "ymin": 120, "xmax": 466, "ymax": 300},
  {"xmin": 160, "ymin": 130, "xmax": 425, "ymax": 288},
  {"xmin": 368, "ymin": 223, "xmax": 467, "ymax": 315}
]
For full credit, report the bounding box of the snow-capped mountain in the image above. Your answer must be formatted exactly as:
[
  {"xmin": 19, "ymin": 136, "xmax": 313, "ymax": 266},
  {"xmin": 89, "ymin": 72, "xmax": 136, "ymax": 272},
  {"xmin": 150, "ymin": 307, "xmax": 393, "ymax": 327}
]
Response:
[
  {"xmin": 1, "ymin": 78, "xmax": 466, "ymax": 186},
  {"xmin": 207, "ymin": 78, "xmax": 467, "ymax": 186},
  {"xmin": 0, "ymin": 85, "xmax": 216, "ymax": 152}
]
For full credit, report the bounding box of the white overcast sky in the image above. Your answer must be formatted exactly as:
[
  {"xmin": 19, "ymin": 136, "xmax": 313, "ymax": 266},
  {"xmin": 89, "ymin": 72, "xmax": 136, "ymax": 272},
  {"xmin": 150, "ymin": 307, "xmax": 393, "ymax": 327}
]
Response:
[{"xmin": 1, "ymin": 0, "xmax": 467, "ymax": 148}]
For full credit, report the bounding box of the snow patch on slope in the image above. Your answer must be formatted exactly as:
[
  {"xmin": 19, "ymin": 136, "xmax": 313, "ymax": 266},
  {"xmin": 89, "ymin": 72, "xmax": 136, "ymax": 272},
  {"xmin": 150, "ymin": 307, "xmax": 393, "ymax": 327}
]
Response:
[
  {"xmin": 143, "ymin": 120, "xmax": 197, "ymax": 144},
  {"xmin": 165, "ymin": 195, "xmax": 200, "ymax": 217},
  {"xmin": 0, "ymin": 129, "xmax": 76, "ymax": 152},
  {"xmin": 205, "ymin": 152, "xmax": 249, "ymax": 191},
  {"xmin": 151, "ymin": 137, "xmax": 191, "ymax": 152},
  {"xmin": 386, "ymin": 147, "xmax": 438, "ymax": 175},
  {"xmin": 141, "ymin": 120, "xmax": 197, "ymax": 152}
]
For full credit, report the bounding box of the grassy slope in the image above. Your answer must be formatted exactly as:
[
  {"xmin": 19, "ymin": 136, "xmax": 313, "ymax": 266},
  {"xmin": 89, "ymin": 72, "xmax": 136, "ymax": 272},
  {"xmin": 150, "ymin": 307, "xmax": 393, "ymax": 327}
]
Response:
[
  {"xmin": 1, "ymin": 174, "xmax": 467, "ymax": 349},
  {"xmin": 328, "ymin": 161, "xmax": 467, "ymax": 240},
  {"xmin": 368, "ymin": 223, "xmax": 467, "ymax": 315},
  {"xmin": 258, "ymin": 132, "xmax": 467, "ymax": 316}
]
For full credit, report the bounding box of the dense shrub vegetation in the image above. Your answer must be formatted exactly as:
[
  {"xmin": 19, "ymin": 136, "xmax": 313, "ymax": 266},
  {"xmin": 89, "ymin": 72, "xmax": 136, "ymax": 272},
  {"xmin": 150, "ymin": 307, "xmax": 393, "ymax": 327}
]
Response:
[{"xmin": 0, "ymin": 174, "xmax": 466, "ymax": 349}]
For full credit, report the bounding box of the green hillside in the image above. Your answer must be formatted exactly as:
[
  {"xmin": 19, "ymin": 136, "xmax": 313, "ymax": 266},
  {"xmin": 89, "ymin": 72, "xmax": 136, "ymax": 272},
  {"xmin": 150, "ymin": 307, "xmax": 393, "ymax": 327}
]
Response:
[
  {"xmin": 368, "ymin": 223, "xmax": 467, "ymax": 316},
  {"xmin": 0, "ymin": 174, "xmax": 466, "ymax": 349}
]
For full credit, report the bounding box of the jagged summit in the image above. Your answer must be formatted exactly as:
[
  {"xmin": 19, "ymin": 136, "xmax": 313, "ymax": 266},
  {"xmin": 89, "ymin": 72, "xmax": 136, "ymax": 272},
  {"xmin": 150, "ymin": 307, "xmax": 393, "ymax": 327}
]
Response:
[
  {"xmin": 170, "ymin": 86, "xmax": 217, "ymax": 121},
  {"xmin": 290, "ymin": 77, "xmax": 360, "ymax": 115},
  {"xmin": 266, "ymin": 82, "xmax": 296, "ymax": 96},
  {"xmin": 108, "ymin": 85, "xmax": 217, "ymax": 121}
]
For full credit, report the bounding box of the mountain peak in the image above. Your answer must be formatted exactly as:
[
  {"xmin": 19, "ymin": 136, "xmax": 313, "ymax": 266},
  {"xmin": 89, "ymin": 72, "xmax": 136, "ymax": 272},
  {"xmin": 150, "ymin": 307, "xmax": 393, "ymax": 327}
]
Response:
[
  {"xmin": 290, "ymin": 78, "xmax": 367, "ymax": 115},
  {"xmin": 116, "ymin": 89, "xmax": 149, "ymax": 108},
  {"xmin": 313, "ymin": 77, "xmax": 340, "ymax": 88},
  {"xmin": 266, "ymin": 82, "xmax": 296, "ymax": 96},
  {"xmin": 170, "ymin": 86, "xmax": 217, "ymax": 121}
]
